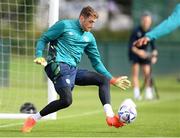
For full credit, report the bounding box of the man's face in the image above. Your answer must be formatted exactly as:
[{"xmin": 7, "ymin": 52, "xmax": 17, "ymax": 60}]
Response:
[
  {"xmin": 79, "ymin": 15, "xmax": 97, "ymax": 31},
  {"xmin": 141, "ymin": 16, "xmax": 152, "ymax": 31}
]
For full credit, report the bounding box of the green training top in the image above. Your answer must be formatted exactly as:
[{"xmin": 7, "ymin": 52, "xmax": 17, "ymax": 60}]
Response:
[{"xmin": 35, "ymin": 19, "xmax": 112, "ymax": 79}]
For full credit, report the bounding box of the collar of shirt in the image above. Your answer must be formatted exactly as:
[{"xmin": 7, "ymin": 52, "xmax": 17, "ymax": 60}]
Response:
[{"xmin": 76, "ymin": 19, "xmax": 84, "ymax": 32}]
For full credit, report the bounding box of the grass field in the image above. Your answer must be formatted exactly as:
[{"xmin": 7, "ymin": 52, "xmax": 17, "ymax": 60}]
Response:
[{"xmin": 0, "ymin": 75, "xmax": 180, "ymax": 137}]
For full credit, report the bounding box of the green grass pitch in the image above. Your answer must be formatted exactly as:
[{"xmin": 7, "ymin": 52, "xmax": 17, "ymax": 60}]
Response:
[{"xmin": 0, "ymin": 76, "xmax": 180, "ymax": 137}]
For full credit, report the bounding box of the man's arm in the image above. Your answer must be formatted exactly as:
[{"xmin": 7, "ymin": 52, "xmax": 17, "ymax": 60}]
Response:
[
  {"xmin": 84, "ymin": 38, "xmax": 112, "ymax": 79},
  {"xmin": 85, "ymin": 37, "xmax": 131, "ymax": 90},
  {"xmin": 36, "ymin": 21, "xmax": 65, "ymax": 57},
  {"xmin": 34, "ymin": 21, "xmax": 65, "ymax": 65}
]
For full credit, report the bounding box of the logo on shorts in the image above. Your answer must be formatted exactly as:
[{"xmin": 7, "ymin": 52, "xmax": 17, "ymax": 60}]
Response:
[{"xmin": 66, "ymin": 79, "xmax": 70, "ymax": 84}]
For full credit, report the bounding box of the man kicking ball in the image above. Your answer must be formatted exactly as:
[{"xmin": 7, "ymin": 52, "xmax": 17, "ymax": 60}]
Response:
[{"xmin": 21, "ymin": 6, "xmax": 131, "ymax": 132}]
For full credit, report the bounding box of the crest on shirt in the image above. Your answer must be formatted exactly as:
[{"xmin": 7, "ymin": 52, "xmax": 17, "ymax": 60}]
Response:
[{"xmin": 83, "ymin": 36, "xmax": 89, "ymax": 42}]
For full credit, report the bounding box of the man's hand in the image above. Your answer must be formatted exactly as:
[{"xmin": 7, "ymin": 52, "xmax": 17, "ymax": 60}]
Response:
[
  {"xmin": 34, "ymin": 57, "xmax": 47, "ymax": 66},
  {"xmin": 152, "ymin": 50, "xmax": 158, "ymax": 57},
  {"xmin": 151, "ymin": 50, "xmax": 158, "ymax": 64},
  {"xmin": 110, "ymin": 76, "xmax": 131, "ymax": 90},
  {"xmin": 132, "ymin": 47, "xmax": 149, "ymax": 59},
  {"xmin": 133, "ymin": 36, "xmax": 150, "ymax": 47},
  {"xmin": 151, "ymin": 56, "xmax": 158, "ymax": 64}
]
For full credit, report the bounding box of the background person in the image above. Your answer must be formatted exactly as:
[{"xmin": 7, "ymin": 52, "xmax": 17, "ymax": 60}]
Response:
[{"xmin": 128, "ymin": 12, "xmax": 158, "ymax": 100}]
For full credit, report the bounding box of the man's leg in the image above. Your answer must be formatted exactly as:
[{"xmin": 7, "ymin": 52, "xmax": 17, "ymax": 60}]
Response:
[
  {"xmin": 22, "ymin": 63, "xmax": 76, "ymax": 132},
  {"xmin": 21, "ymin": 86, "xmax": 73, "ymax": 133},
  {"xmin": 39, "ymin": 87, "xmax": 72, "ymax": 116},
  {"xmin": 142, "ymin": 64, "xmax": 153, "ymax": 100},
  {"xmin": 75, "ymin": 69, "xmax": 125, "ymax": 128},
  {"xmin": 75, "ymin": 69, "xmax": 110, "ymax": 106},
  {"xmin": 132, "ymin": 63, "xmax": 141, "ymax": 100}
]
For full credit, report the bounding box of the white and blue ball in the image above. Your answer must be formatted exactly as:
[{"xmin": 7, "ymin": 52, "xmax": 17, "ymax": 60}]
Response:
[{"xmin": 118, "ymin": 99, "xmax": 137, "ymax": 124}]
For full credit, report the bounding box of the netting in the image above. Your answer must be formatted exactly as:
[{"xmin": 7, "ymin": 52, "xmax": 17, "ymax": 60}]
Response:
[{"xmin": 0, "ymin": 0, "xmax": 49, "ymax": 115}]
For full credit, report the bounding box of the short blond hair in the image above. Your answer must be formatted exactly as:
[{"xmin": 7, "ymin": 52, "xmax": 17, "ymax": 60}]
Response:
[{"xmin": 80, "ymin": 6, "xmax": 99, "ymax": 19}]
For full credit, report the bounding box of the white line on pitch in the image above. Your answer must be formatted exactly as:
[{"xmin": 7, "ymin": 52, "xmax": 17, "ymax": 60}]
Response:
[
  {"xmin": 0, "ymin": 122, "xmax": 23, "ymax": 128},
  {"xmin": 59, "ymin": 110, "xmax": 101, "ymax": 119},
  {"xmin": 0, "ymin": 110, "xmax": 101, "ymax": 128}
]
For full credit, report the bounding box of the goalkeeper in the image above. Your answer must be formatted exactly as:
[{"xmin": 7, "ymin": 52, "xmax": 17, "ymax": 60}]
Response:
[
  {"xmin": 134, "ymin": 3, "xmax": 180, "ymax": 46},
  {"xmin": 21, "ymin": 6, "xmax": 131, "ymax": 133}
]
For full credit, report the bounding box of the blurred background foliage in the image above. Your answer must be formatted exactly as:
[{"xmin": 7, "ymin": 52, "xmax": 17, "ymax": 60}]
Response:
[{"xmin": 1, "ymin": 0, "xmax": 180, "ymax": 45}]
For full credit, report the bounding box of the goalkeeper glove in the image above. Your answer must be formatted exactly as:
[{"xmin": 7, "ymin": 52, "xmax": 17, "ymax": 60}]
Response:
[
  {"xmin": 110, "ymin": 76, "xmax": 131, "ymax": 90},
  {"xmin": 34, "ymin": 57, "xmax": 47, "ymax": 66}
]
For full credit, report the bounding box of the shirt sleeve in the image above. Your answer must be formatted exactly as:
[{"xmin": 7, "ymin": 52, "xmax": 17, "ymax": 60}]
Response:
[
  {"xmin": 146, "ymin": 4, "xmax": 180, "ymax": 40},
  {"xmin": 35, "ymin": 21, "xmax": 65, "ymax": 57},
  {"xmin": 85, "ymin": 36, "xmax": 113, "ymax": 79}
]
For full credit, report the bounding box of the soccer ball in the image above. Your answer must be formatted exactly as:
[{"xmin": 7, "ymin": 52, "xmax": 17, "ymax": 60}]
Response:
[{"xmin": 118, "ymin": 99, "xmax": 137, "ymax": 124}]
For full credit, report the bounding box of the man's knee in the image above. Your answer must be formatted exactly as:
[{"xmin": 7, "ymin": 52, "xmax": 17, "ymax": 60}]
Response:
[
  {"xmin": 98, "ymin": 75, "xmax": 109, "ymax": 86},
  {"xmin": 55, "ymin": 86, "xmax": 73, "ymax": 108},
  {"xmin": 62, "ymin": 96, "xmax": 72, "ymax": 108}
]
